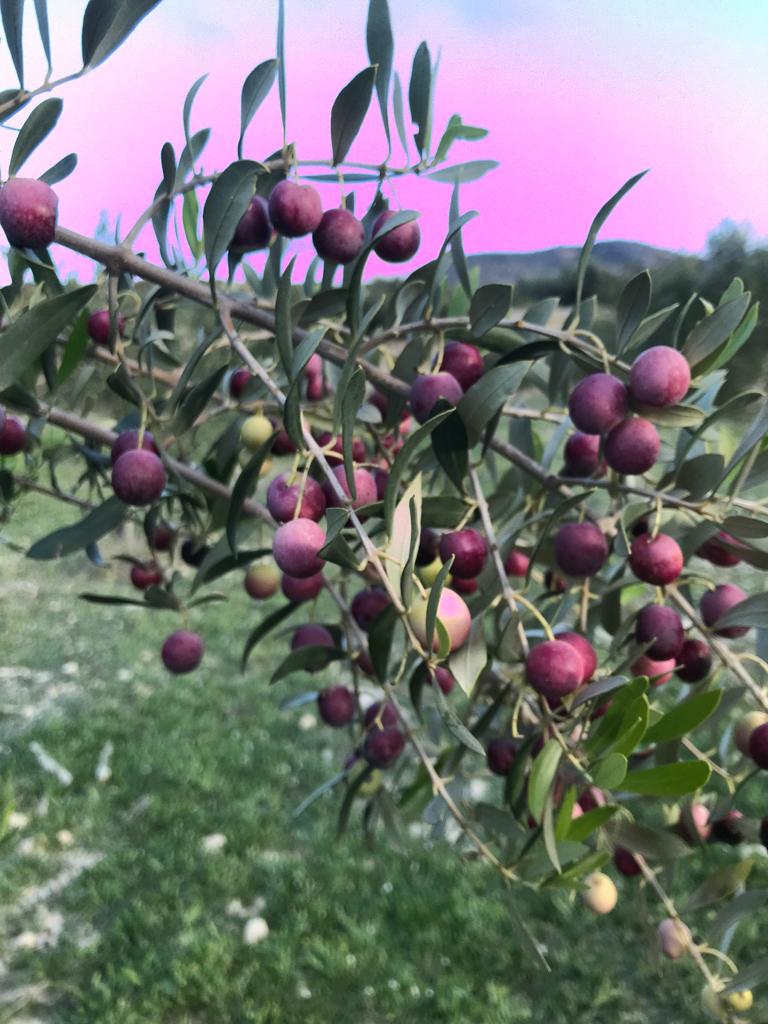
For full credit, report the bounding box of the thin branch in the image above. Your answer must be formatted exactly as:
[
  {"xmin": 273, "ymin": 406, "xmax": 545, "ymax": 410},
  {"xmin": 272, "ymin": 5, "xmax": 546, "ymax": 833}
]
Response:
[
  {"xmin": 53, "ymin": 226, "xmax": 768, "ymax": 524},
  {"xmin": 0, "ymin": 69, "xmax": 86, "ymax": 118},
  {"xmin": 469, "ymin": 465, "xmax": 530, "ymax": 656},
  {"xmin": 668, "ymin": 585, "xmax": 768, "ymax": 714},
  {"xmin": 12, "ymin": 476, "xmax": 91, "ymax": 511},
  {"xmin": 2, "ymin": 398, "xmax": 273, "ymax": 527}
]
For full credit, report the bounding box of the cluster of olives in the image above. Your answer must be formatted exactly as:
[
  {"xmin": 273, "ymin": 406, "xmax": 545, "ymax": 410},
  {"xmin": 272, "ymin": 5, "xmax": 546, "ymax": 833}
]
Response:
[{"xmin": 228, "ymin": 179, "xmax": 421, "ymax": 267}]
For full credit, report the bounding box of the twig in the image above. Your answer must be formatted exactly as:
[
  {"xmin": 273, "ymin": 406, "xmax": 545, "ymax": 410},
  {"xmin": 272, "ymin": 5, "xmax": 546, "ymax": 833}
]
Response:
[
  {"xmin": 668, "ymin": 585, "xmax": 768, "ymax": 714},
  {"xmin": 2, "ymin": 399, "xmax": 273, "ymax": 527},
  {"xmin": 469, "ymin": 465, "xmax": 530, "ymax": 655}
]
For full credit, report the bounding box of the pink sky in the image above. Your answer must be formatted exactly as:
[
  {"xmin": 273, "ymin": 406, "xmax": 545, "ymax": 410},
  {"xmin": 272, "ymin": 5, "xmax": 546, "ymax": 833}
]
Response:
[{"xmin": 4, "ymin": 0, "xmax": 768, "ymax": 282}]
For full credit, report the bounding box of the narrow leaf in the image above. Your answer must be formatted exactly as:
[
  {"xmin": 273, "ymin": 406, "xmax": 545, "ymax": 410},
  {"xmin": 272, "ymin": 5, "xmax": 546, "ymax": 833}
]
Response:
[
  {"xmin": 644, "ymin": 690, "xmax": 722, "ymax": 744},
  {"xmin": 33, "ymin": 0, "xmax": 51, "ymax": 71},
  {"xmin": 271, "ymin": 645, "xmax": 346, "ymax": 684},
  {"xmin": 424, "ymin": 556, "xmax": 452, "ymax": 655},
  {"xmin": 276, "ymin": 0, "xmax": 286, "ymax": 138},
  {"xmin": 27, "ymin": 496, "xmax": 126, "ymax": 559},
  {"xmin": 712, "ymin": 591, "xmax": 768, "ymax": 631},
  {"xmin": 593, "ymin": 752, "xmax": 628, "ymax": 789},
  {"xmin": 432, "ymin": 677, "xmax": 485, "ymax": 755},
  {"xmin": 238, "ymin": 59, "xmax": 277, "ymax": 159},
  {"xmin": 470, "ymin": 283, "xmax": 511, "ymax": 337},
  {"xmin": 616, "ymin": 270, "xmax": 651, "ymax": 353},
  {"xmin": 0, "ymin": 285, "xmax": 96, "ymax": 390},
  {"xmin": 292, "ymin": 769, "xmax": 348, "ymax": 819},
  {"xmin": 331, "ymin": 66, "xmax": 376, "ymax": 166},
  {"xmin": 722, "ymin": 956, "xmax": 768, "ymax": 996},
  {"xmin": 39, "ymin": 153, "xmax": 77, "ymax": 186},
  {"xmin": 283, "ymin": 324, "xmax": 324, "ymax": 448},
  {"xmin": 426, "ymin": 160, "xmax": 499, "ymax": 184},
  {"xmin": 383, "ymin": 407, "xmax": 452, "ymax": 534},
  {"xmin": 607, "ymin": 819, "xmax": 690, "ymax": 862},
  {"xmin": 433, "ymin": 114, "xmax": 487, "ymax": 165},
  {"xmin": 622, "ymin": 302, "xmax": 679, "ymax": 355},
  {"xmin": 81, "ymin": 0, "xmax": 162, "ymax": 69},
  {"xmin": 528, "ymin": 739, "xmax": 561, "ymax": 822},
  {"xmin": 448, "ymin": 616, "xmax": 486, "ymax": 696},
  {"xmin": 366, "ymin": 0, "xmax": 393, "ymax": 146},
  {"xmin": 431, "ymin": 405, "xmax": 468, "ymax": 493},
  {"xmin": 226, "ymin": 438, "xmax": 275, "ymax": 554},
  {"xmin": 685, "ymin": 860, "xmax": 755, "ymax": 912},
  {"xmin": 710, "ymin": 890, "xmax": 768, "ymax": 948},
  {"xmin": 9, "ymin": 98, "xmax": 62, "ymax": 176},
  {"xmin": 56, "ymin": 309, "xmax": 90, "ymax": 387},
  {"xmin": 392, "ymin": 70, "xmax": 408, "ymax": 157},
  {"xmin": 1, "ymin": 0, "xmax": 24, "ymax": 86},
  {"xmin": 341, "ymin": 367, "xmax": 366, "ymax": 493},
  {"xmin": 151, "ymin": 141, "xmax": 176, "ymax": 268},
  {"xmin": 182, "ymin": 74, "xmax": 207, "ymax": 159},
  {"xmin": 574, "ymin": 170, "xmax": 648, "ymax": 317},
  {"xmin": 241, "ymin": 602, "xmax": 299, "ymax": 671},
  {"xmin": 458, "ymin": 363, "xmax": 526, "ymax": 446},
  {"xmin": 79, "ymin": 593, "xmax": 146, "ymax": 607},
  {"xmin": 408, "ymin": 41, "xmax": 432, "ymax": 157},
  {"xmin": 275, "ymin": 257, "xmax": 296, "ymax": 377},
  {"xmin": 449, "ymin": 183, "xmax": 472, "ymax": 299},
  {"xmin": 566, "ymin": 805, "xmax": 618, "ymax": 843},
  {"xmin": 368, "ymin": 604, "xmax": 398, "ymax": 683},
  {"xmin": 682, "ymin": 292, "xmax": 750, "ymax": 368},
  {"xmin": 203, "ymin": 159, "xmax": 259, "ymax": 286},
  {"xmin": 622, "ymin": 760, "xmax": 711, "ymax": 797}
]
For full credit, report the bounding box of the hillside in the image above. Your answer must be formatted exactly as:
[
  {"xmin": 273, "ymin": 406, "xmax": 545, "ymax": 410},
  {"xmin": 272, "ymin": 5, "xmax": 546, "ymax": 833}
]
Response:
[{"xmin": 463, "ymin": 240, "xmax": 682, "ymax": 287}]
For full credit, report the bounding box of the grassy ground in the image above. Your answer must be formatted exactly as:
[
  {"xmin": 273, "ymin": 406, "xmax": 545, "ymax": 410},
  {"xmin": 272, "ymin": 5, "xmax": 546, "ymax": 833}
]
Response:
[{"xmin": 0, "ymin": 482, "xmax": 764, "ymax": 1023}]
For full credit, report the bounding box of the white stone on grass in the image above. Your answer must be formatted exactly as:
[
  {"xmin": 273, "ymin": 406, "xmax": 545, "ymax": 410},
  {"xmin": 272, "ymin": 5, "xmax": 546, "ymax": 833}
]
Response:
[
  {"xmin": 243, "ymin": 917, "xmax": 269, "ymax": 945},
  {"xmin": 201, "ymin": 833, "xmax": 227, "ymax": 853}
]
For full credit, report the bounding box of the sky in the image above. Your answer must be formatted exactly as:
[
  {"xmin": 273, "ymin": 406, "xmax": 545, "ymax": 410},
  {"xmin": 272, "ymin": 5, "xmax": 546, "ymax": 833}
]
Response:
[{"xmin": 3, "ymin": 0, "xmax": 768, "ymax": 282}]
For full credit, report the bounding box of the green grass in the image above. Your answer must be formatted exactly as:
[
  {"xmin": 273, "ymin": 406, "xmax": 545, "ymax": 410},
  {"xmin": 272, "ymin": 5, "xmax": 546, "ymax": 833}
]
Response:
[{"xmin": 0, "ymin": 485, "xmax": 765, "ymax": 1023}]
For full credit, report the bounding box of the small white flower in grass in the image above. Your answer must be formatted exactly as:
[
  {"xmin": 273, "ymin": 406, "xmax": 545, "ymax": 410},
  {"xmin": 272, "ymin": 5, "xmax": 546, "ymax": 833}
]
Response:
[
  {"xmin": 56, "ymin": 829, "xmax": 74, "ymax": 848},
  {"xmin": 243, "ymin": 917, "xmax": 269, "ymax": 945},
  {"xmin": 387, "ymin": 979, "xmax": 400, "ymax": 991},
  {"xmin": 61, "ymin": 662, "xmax": 78, "ymax": 676},
  {"xmin": 95, "ymin": 741, "xmax": 113, "ymax": 783},
  {"xmin": 201, "ymin": 833, "xmax": 227, "ymax": 853},
  {"xmin": 117, "ymin": 668, "xmax": 133, "ymax": 683},
  {"xmin": 363, "ymin": 986, "xmax": 375, "ymax": 999},
  {"xmin": 8, "ymin": 811, "xmax": 29, "ymax": 831},
  {"xmin": 410, "ymin": 984, "xmax": 420, "ymax": 998},
  {"xmin": 227, "ymin": 897, "xmax": 265, "ymax": 917},
  {"xmin": 381, "ymin": 880, "xmax": 393, "ymax": 894},
  {"xmin": 13, "ymin": 930, "xmax": 41, "ymax": 950},
  {"xmin": 298, "ymin": 712, "xmax": 317, "ymax": 731},
  {"xmin": 297, "ymin": 982, "xmax": 311, "ymax": 1000},
  {"xmin": 345, "ymin": 953, "xmax": 357, "ymax": 966}
]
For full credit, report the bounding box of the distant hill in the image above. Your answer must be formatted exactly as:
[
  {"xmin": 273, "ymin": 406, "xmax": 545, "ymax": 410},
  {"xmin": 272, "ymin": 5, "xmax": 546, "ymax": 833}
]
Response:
[{"xmin": 461, "ymin": 241, "xmax": 683, "ymax": 287}]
